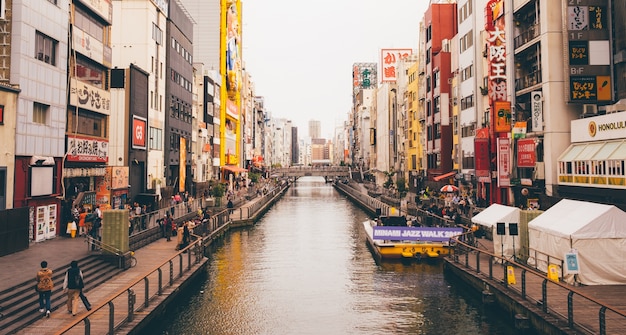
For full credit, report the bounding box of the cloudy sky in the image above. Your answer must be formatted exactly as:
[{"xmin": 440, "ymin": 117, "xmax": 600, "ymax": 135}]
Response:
[{"xmin": 242, "ymin": 0, "xmax": 430, "ymax": 139}]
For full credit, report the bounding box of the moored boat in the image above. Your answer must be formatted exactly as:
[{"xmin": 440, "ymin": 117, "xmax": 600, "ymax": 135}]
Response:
[{"xmin": 362, "ymin": 215, "xmax": 463, "ymax": 261}]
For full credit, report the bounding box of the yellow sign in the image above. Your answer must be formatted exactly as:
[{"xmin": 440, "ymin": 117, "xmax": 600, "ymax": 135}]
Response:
[
  {"xmin": 547, "ymin": 264, "xmax": 559, "ymax": 282},
  {"xmin": 507, "ymin": 266, "xmax": 516, "ymax": 285}
]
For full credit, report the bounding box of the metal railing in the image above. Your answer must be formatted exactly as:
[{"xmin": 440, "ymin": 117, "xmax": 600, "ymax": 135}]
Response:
[
  {"xmin": 53, "ymin": 238, "xmax": 205, "ymax": 335},
  {"xmin": 450, "ymin": 234, "xmax": 626, "ymax": 335}
]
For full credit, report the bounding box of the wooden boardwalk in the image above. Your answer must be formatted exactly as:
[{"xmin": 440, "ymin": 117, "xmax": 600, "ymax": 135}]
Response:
[
  {"xmin": 16, "ymin": 238, "xmax": 206, "ymax": 335},
  {"xmin": 449, "ymin": 237, "xmax": 626, "ymax": 335}
]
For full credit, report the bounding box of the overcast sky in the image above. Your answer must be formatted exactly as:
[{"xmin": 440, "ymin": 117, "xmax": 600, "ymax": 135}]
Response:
[{"xmin": 242, "ymin": 0, "xmax": 430, "ymax": 139}]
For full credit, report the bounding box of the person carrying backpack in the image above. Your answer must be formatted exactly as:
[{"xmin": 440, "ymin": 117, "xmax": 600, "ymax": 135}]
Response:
[
  {"xmin": 63, "ymin": 260, "xmax": 85, "ymax": 316},
  {"xmin": 35, "ymin": 260, "xmax": 54, "ymax": 317}
]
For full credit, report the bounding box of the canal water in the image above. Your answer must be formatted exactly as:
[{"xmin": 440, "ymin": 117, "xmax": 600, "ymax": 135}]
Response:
[{"xmin": 148, "ymin": 178, "xmax": 532, "ymax": 334}]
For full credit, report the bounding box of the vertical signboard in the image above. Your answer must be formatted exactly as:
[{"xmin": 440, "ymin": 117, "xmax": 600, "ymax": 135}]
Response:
[
  {"xmin": 353, "ymin": 63, "xmax": 377, "ymax": 94},
  {"xmin": 566, "ymin": 2, "xmax": 612, "ymax": 103},
  {"xmin": 380, "ymin": 49, "xmax": 412, "ymax": 83},
  {"xmin": 517, "ymin": 138, "xmax": 536, "ymax": 168},
  {"xmin": 132, "ymin": 116, "xmax": 147, "ymax": 150},
  {"xmin": 530, "ymin": 91, "xmax": 543, "ymax": 132},
  {"xmin": 221, "ymin": 0, "xmax": 242, "ymax": 165},
  {"xmin": 497, "ymin": 137, "xmax": 511, "ymax": 187},
  {"xmin": 179, "ymin": 137, "xmax": 186, "ymax": 193}
]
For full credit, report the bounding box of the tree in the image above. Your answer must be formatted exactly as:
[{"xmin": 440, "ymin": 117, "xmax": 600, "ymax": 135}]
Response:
[
  {"xmin": 396, "ymin": 178, "xmax": 408, "ymax": 199},
  {"xmin": 383, "ymin": 169, "xmax": 395, "ymax": 189}
]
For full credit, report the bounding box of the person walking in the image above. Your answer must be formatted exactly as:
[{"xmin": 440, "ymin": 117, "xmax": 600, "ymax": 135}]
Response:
[
  {"xmin": 36, "ymin": 260, "xmax": 54, "ymax": 318},
  {"xmin": 164, "ymin": 212, "xmax": 173, "ymax": 242},
  {"xmin": 227, "ymin": 199, "xmax": 234, "ymax": 214},
  {"xmin": 63, "ymin": 260, "xmax": 85, "ymax": 316}
]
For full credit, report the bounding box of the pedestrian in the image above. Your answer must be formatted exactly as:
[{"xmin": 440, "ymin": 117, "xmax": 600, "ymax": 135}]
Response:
[
  {"xmin": 227, "ymin": 199, "xmax": 234, "ymax": 214},
  {"xmin": 164, "ymin": 212, "xmax": 172, "ymax": 242},
  {"xmin": 36, "ymin": 260, "xmax": 54, "ymax": 318},
  {"xmin": 170, "ymin": 196, "xmax": 176, "ymax": 216},
  {"xmin": 181, "ymin": 223, "xmax": 191, "ymax": 252},
  {"xmin": 78, "ymin": 207, "xmax": 87, "ymax": 237},
  {"xmin": 63, "ymin": 260, "xmax": 85, "ymax": 316}
]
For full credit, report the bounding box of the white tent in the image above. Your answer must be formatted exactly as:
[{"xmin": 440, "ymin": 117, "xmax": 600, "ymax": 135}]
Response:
[
  {"xmin": 528, "ymin": 199, "xmax": 626, "ymax": 285},
  {"xmin": 471, "ymin": 204, "xmax": 521, "ymax": 260}
]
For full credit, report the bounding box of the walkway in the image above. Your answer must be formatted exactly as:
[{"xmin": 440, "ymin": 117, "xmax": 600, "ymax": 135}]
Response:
[{"xmin": 1, "ymin": 185, "xmax": 277, "ymax": 335}]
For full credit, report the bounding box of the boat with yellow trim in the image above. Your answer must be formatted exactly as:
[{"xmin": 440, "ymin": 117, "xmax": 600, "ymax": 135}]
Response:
[{"xmin": 362, "ymin": 215, "xmax": 463, "ymax": 261}]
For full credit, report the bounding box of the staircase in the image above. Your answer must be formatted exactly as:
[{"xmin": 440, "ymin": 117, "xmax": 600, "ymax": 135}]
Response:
[{"xmin": 0, "ymin": 255, "xmax": 123, "ymax": 334}]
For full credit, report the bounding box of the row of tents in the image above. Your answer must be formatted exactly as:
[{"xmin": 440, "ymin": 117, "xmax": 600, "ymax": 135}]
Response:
[{"xmin": 471, "ymin": 199, "xmax": 626, "ymax": 286}]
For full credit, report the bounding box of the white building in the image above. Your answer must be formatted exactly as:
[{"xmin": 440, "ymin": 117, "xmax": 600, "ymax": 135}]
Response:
[{"xmin": 111, "ymin": 0, "xmax": 168, "ymax": 190}]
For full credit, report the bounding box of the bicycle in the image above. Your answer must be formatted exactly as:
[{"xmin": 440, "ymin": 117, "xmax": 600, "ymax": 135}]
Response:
[{"xmin": 128, "ymin": 251, "xmax": 137, "ymax": 268}]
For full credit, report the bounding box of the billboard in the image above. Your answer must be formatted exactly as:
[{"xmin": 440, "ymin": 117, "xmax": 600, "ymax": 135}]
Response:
[
  {"xmin": 352, "ymin": 63, "xmax": 377, "ymax": 93},
  {"xmin": 221, "ymin": 0, "xmax": 241, "ymax": 165},
  {"xmin": 565, "ymin": 3, "xmax": 612, "ymax": 103},
  {"xmin": 380, "ymin": 49, "xmax": 412, "ymax": 83},
  {"xmin": 517, "ymin": 138, "xmax": 536, "ymax": 168}
]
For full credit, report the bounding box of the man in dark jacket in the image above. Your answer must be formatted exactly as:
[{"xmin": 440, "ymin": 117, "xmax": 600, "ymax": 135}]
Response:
[{"xmin": 63, "ymin": 260, "xmax": 84, "ymax": 316}]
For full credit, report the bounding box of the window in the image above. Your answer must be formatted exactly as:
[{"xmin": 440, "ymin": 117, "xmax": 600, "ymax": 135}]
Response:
[
  {"xmin": 67, "ymin": 109, "xmax": 107, "ymax": 137},
  {"xmin": 461, "ymin": 65, "xmax": 473, "ymax": 81},
  {"xmin": 35, "ymin": 31, "xmax": 57, "ymax": 66},
  {"xmin": 73, "ymin": 57, "xmax": 106, "ymax": 88},
  {"xmin": 149, "ymin": 127, "xmax": 163, "ymax": 150},
  {"xmin": 433, "ymin": 71, "xmax": 439, "ymax": 89},
  {"xmin": 152, "ymin": 23, "xmax": 162, "ymax": 45},
  {"xmin": 74, "ymin": 7, "xmax": 105, "ymax": 42},
  {"xmin": 33, "ymin": 102, "xmax": 49, "ymax": 124}
]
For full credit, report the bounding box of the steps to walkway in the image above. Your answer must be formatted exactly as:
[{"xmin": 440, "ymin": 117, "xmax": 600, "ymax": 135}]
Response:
[{"xmin": 0, "ymin": 255, "xmax": 123, "ymax": 335}]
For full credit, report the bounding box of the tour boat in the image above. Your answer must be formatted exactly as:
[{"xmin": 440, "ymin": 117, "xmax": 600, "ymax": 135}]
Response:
[{"xmin": 362, "ymin": 215, "xmax": 463, "ymax": 261}]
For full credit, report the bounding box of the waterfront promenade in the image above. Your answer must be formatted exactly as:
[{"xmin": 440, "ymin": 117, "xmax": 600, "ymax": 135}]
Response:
[{"xmin": 0, "ymin": 191, "xmax": 271, "ymax": 335}]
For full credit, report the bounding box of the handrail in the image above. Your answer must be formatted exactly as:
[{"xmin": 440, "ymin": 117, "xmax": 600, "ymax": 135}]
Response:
[
  {"xmin": 53, "ymin": 238, "xmax": 204, "ymax": 335},
  {"xmin": 450, "ymin": 234, "xmax": 626, "ymax": 335}
]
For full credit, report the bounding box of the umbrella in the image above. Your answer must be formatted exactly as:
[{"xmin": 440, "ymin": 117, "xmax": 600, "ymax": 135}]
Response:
[{"xmin": 440, "ymin": 185, "xmax": 459, "ymax": 193}]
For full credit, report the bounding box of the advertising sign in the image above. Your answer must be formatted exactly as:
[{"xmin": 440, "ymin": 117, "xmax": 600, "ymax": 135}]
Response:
[
  {"xmin": 497, "ymin": 137, "xmax": 511, "ymax": 187},
  {"xmin": 69, "ymin": 79, "xmax": 111, "ymax": 115},
  {"xmin": 474, "ymin": 137, "xmax": 490, "ymax": 179},
  {"xmin": 517, "ymin": 138, "xmax": 536, "ymax": 168},
  {"xmin": 565, "ymin": 251, "xmax": 580, "ymax": 274},
  {"xmin": 571, "ymin": 112, "xmax": 626, "ymax": 142},
  {"xmin": 494, "ymin": 101, "xmax": 511, "ymax": 133},
  {"xmin": 179, "ymin": 137, "xmax": 186, "ymax": 193},
  {"xmin": 67, "ymin": 135, "xmax": 109, "ymax": 163},
  {"xmin": 372, "ymin": 226, "xmax": 463, "ymax": 242},
  {"xmin": 566, "ymin": 3, "xmax": 612, "ymax": 103},
  {"xmin": 353, "ymin": 63, "xmax": 377, "ymax": 93},
  {"xmin": 380, "ymin": 49, "xmax": 412, "ymax": 83},
  {"xmin": 530, "ymin": 91, "xmax": 543, "ymax": 132},
  {"xmin": 132, "ymin": 116, "xmax": 147, "ymax": 150}
]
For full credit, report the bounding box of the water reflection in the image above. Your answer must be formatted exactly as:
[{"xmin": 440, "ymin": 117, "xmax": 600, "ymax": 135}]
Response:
[{"xmin": 149, "ymin": 178, "xmax": 532, "ymax": 335}]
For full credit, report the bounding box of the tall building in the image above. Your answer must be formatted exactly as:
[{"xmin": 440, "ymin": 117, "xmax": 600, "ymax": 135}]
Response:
[
  {"xmin": 11, "ymin": 0, "xmax": 70, "ymax": 239},
  {"xmin": 165, "ymin": 0, "xmax": 194, "ymax": 194},
  {"xmin": 421, "ymin": 2, "xmax": 457, "ymax": 183},
  {"xmin": 308, "ymin": 119, "xmax": 321, "ymax": 139},
  {"xmin": 111, "ymin": 0, "xmax": 167, "ymax": 206}
]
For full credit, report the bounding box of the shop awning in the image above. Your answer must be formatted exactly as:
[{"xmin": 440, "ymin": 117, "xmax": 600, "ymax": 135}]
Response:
[
  {"xmin": 221, "ymin": 165, "xmax": 247, "ymax": 174},
  {"xmin": 558, "ymin": 140, "xmax": 626, "ymax": 162},
  {"xmin": 433, "ymin": 171, "xmax": 456, "ymax": 182}
]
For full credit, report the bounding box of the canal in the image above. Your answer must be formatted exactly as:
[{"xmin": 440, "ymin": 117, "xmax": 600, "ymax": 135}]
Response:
[{"xmin": 148, "ymin": 178, "xmax": 533, "ymax": 334}]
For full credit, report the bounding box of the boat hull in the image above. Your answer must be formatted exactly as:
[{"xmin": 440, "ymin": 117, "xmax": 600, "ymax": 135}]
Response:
[{"xmin": 362, "ymin": 220, "xmax": 452, "ymax": 261}]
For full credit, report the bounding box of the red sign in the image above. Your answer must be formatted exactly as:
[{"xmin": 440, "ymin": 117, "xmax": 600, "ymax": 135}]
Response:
[
  {"xmin": 517, "ymin": 138, "xmax": 536, "ymax": 168},
  {"xmin": 380, "ymin": 48, "xmax": 412, "ymax": 83},
  {"xmin": 474, "ymin": 138, "xmax": 490, "ymax": 178},
  {"xmin": 132, "ymin": 116, "xmax": 147, "ymax": 149},
  {"xmin": 67, "ymin": 135, "xmax": 109, "ymax": 163},
  {"xmin": 0, "ymin": 105, "xmax": 4, "ymax": 124}
]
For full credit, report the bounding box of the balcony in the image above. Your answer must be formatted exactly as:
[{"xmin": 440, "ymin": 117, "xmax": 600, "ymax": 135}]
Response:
[
  {"xmin": 514, "ymin": 23, "xmax": 540, "ymax": 50},
  {"xmin": 515, "ymin": 70, "xmax": 542, "ymax": 91}
]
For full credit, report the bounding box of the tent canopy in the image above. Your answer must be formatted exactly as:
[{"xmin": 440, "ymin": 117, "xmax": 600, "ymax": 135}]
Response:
[
  {"xmin": 528, "ymin": 199, "xmax": 626, "ymax": 239},
  {"xmin": 471, "ymin": 203, "xmax": 520, "ymax": 228},
  {"xmin": 528, "ymin": 199, "xmax": 626, "ymax": 285},
  {"xmin": 471, "ymin": 204, "xmax": 521, "ymax": 260}
]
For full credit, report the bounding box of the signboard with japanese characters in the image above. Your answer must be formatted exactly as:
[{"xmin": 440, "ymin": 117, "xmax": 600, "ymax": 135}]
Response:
[
  {"xmin": 497, "ymin": 137, "xmax": 511, "ymax": 187},
  {"xmin": 566, "ymin": 2, "xmax": 612, "ymax": 103},
  {"xmin": 517, "ymin": 138, "xmax": 536, "ymax": 168},
  {"xmin": 380, "ymin": 49, "xmax": 412, "ymax": 83},
  {"xmin": 69, "ymin": 79, "xmax": 111, "ymax": 115},
  {"xmin": 352, "ymin": 63, "xmax": 377, "ymax": 93},
  {"xmin": 485, "ymin": 0, "xmax": 510, "ymax": 135},
  {"xmin": 67, "ymin": 134, "xmax": 109, "ymax": 163}
]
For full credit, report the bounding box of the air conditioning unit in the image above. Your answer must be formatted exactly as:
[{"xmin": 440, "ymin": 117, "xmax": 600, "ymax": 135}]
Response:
[
  {"xmin": 442, "ymin": 39, "xmax": 450, "ymax": 53},
  {"xmin": 583, "ymin": 104, "xmax": 597, "ymax": 116}
]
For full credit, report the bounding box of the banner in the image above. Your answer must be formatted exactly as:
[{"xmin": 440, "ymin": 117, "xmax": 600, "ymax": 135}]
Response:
[
  {"xmin": 497, "ymin": 138, "xmax": 511, "ymax": 187},
  {"xmin": 517, "ymin": 138, "xmax": 536, "ymax": 168}
]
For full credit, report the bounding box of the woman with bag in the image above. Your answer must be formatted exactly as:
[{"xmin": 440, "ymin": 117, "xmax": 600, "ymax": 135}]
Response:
[{"xmin": 63, "ymin": 260, "xmax": 85, "ymax": 316}]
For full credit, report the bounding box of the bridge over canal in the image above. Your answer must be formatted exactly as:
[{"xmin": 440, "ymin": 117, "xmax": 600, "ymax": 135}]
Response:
[{"xmin": 271, "ymin": 166, "xmax": 351, "ymax": 180}]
